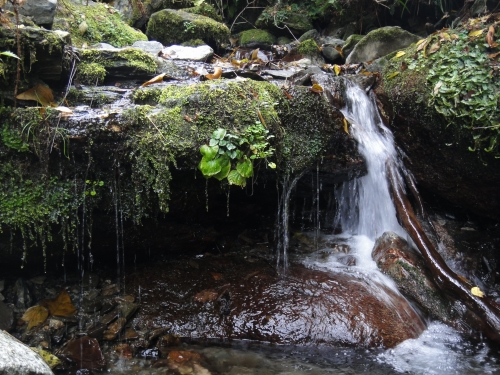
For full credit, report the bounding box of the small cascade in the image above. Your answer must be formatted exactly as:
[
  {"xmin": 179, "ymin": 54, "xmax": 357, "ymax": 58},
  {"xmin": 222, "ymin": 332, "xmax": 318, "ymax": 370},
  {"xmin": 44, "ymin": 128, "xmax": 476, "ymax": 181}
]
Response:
[{"xmin": 334, "ymin": 81, "xmax": 406, "ymax": 240}]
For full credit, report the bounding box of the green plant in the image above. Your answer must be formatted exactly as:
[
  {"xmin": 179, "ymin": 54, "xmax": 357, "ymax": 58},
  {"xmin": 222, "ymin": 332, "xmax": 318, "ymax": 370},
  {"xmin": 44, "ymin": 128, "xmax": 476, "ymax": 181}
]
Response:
[
  {"xmin": 84, "ymin": 180, "xmax": 104, "ymax": 197},
  {"xmin": 198, "ymin": 122, "xmax": 275, "ymax": 187},
  {"xmin": 0, "ymin": 51, "xmax": 20, "ymax": 61},
  {"xmin": 405, "ymin": 29, "xmax": 500, "ymax": 155},
  {"xmin": 183, "ymin": 21, "xmax": 196, "ymax": 34}
]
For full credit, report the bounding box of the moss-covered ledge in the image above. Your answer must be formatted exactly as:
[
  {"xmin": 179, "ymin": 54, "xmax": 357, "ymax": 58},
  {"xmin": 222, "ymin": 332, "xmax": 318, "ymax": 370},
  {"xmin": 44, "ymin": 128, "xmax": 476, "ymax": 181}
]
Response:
[{"xmin": 379, "ymin": 15, "xmax": 500, "ymax": 219}]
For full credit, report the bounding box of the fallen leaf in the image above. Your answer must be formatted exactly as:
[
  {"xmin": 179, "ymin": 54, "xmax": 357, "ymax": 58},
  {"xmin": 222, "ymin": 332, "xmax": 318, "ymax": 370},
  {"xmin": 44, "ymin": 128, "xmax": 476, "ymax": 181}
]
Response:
[
  {"xmin": 53, "ymin": 106, "xmax": 73, "ymax": 114},
  {"xmin": 193, "ymin": 289, "xmax": 218, "ymax": 303},
  {"xmin": 428, "ymin": 40, "xmax": 441, "ymax": 55},
  {"xmin": 334, "ymin": 46, "xmax": 344, "ymax": 58},
  {"xmin": 450, "ymin": 33, "xmax": 459, "ymax": 40},
  {"xmin": 31, "ymin": 348, "xmax": 62, "ymax": 369},
  {"xmin": 486, "ymin": 25, "xmax": 499, "ymax": 48},
  {"xmin": 282, "ymin": 90, "xmax": 293, "ymax": 99},
  {"xmin": 333, "ymin": 64, "xmax": 341, "ymax": 76},
  {"xmin": 257, "ymin": 109, "xmax": 266, "ymax": 126},
  {"xmin": 471, "ymin": 286, "xmax": 484, "ymax": 298},
  {"xmin": 21, "ymin": 305, "xmax": 49, "ymax": 330},
  {"xmin": 387, "ymin": 72, "xmax": 400, "ymax": 79},
  {"xmin": 488, "ymin": 51, "xmax": 500, "ymax": 59},
  {"xmin": 416, "ymin": 38, "xmax": 427, "ymax": 47},
  {"xmin": 16, "ymin": 83, "xmax": 55, "ymax": 107},
  {"xmin": 401, "ymin": 61, "xmax": 408, "ymax": 71},
  {"xmin": 309, "ymin": 83, "xmax": 323, "ymax": 93},
  {"xmin": 439, "ymin": 32, "xmax": 451, "ymax": 41},
  {"xmin": 343, "ymin": 118, "xmax": 349, "ymax": 134},
  {"xmin": 141, "ymin": 73, "xmax": 166, "ymax": 87},
  {"xmin": 394, "ymin": 51, "xmax": 406, "ymax": 58},
  {"xmin": 210, "ymin": 272, "xmax": 223, "ymax": 280},
  {"xmin": 184, "ymin": 114, "xmax": 192, "ymax": 122},
  {"xmin": 205, "ymin": 67, "xmax": 222, "ymax": 80},
  {"xmin": 250, "ymin": 48, "xmax": 260, "ymax": 60},
  {"xmin": 468, "ymin": 29, "xmax": 484, "ymax": 38},
  {"xmin": 417, "ymin": 39, "xmax": 430, "ymax": 53},
  {"xmin": 40, "ymin": 290, "xmax": 77, "ymax": 317}
]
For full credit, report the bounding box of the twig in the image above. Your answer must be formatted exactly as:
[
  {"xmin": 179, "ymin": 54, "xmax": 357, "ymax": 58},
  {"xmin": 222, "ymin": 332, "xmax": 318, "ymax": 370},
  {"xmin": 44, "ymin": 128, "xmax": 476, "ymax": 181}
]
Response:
[{"xmin": 146, "ymin": 115, "xmax": 169, "ymax": 145}]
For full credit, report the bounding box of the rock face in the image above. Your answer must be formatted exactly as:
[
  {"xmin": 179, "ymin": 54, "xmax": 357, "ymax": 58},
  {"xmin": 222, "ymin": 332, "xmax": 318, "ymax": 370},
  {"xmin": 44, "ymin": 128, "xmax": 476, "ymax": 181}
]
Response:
[
  {"xmin": 5, "ymin": 0, "xmax": 57, "ymax": 27},
  {"xmin": 346, "ymin": 27, "xmax": 420, "ymax": 63},
  {"xmin": 0, "ymin": 330, "xmax": 54, "ymax": 375},
  {"xmin": 146, "ymin": 9, "xmax": 229, "ymax": 49},
  {"xmin": 129, "ymin": 259, "xmax": 425, "ymax": 348}
]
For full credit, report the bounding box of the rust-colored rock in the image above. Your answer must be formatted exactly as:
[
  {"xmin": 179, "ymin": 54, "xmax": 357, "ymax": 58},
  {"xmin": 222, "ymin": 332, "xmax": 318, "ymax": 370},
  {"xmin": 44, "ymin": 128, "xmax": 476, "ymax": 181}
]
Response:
[{"xmin": 62, "ymin": 336, "xmax": 106, "ymax": 370}]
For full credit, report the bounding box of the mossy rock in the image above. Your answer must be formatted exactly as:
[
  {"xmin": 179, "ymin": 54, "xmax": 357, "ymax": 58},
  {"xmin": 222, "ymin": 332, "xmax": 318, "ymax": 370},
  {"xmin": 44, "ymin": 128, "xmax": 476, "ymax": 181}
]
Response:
[
  {"xmin": 380, "ymin": 19, "xmax": 500, "ymax": 219},
  {"xmin": 341, "ymin": 34, "xmax": 363, "ymax": 58},
  {"xmin": 239, "ymin": 29, "xmax": 276, "ymax": 49},
  {"xmin": 255, "ymin": 6, "xmax": 312, "ymax": 35},
  {"xmin": 346, "ymin": 26, "xmax": 419, "ymax": 64},
  {"xmin": 53, "ymin": 0, "xmax": 147, "ymax": 48},
  {"xmin": 296, "ymin": 39, "xmax": 320, "ymax": 55},
  {"xmin": 77, "ymin": 47, "xmax": 157, "ymax": 84},
  {"xmin": 182, "ymin": 3, "xmax": 222, "ymax": 22},
  {"xmin": 146, "ymin": 9, "xmax": 229, "ymax": 49}
]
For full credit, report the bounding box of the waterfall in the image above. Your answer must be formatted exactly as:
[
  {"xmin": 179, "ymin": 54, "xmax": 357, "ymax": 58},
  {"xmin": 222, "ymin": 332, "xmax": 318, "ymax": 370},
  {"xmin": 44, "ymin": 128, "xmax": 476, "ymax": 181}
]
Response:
[{"xmin": 334, "ymin": 81, "xmax": 406, "ymax": 241}]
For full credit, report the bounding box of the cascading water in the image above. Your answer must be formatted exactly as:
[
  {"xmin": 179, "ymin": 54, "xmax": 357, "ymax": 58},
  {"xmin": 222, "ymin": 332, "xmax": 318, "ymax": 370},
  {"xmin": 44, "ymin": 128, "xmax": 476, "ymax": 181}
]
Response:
[{"xmin": 334, "ymin": 80, "xmax": 406, "ymax": 241}]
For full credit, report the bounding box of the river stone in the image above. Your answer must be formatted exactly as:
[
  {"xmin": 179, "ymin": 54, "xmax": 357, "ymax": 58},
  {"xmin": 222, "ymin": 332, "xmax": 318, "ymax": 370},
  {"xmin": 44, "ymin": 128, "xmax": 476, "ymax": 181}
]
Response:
[
  {"xmin": 4, "ymin": 0, "xmax": 57, "ymax": 27},
  {"xmin": 132, "ymin": 41, "xmax": 164, "ymax": 56},
  {"xmin": 0, "ymin": 302, "xmax": 14, "ymax": 331},
  {"xmin": 372, "ymin": 232, "xmax": 454, "ymax": 323},
  {"xmin": 62, "ymin": 336, "xmax": 106, "ymax": 370},
  {"xmin": 298, "ymin": 29, "xmax": 322, "ymax": 44},
  {"xmin": 0, "ymin": 330, "xmax": 54, "ymax": 375},
  {"xmin": 346, "ymin": 26, "xmax": 420, "ymax": 64},
  {"xmin": 161, "ymin": 45, "xmax": 214, "ymax": 61},
  {"xmin": 129, "ymin": 260, "xmax": 425, "ymax": 348},
  {"xmin": 341, "ymin": 34, "xmax": 364, "ymax": 60}
]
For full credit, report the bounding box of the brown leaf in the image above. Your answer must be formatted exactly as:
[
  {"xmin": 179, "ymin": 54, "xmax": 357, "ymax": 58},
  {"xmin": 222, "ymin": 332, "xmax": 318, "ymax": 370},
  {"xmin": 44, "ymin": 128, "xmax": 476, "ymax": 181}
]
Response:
[
  {"xmin": 141, "ymin": 73, "xmax": 166, "ymax": 87},
  {"xmin": 40, "ymin": 290, "xmax": 77, "ymax": 317},
  {"xmin": 282, "ymin": 90, "xmax": 293, "ymax": 100},
  {"xmin": 488, "ymin": 51, "xmax": 500, "ymax": 59},
  {"xmin": 184, "ymin": 114, "xmax": 192, "ymax": 122},
  {"xmin": 486, "ymin": 25, "xmax": 499, "ymax": 48},
  {"xmin": 428, "ymin": 40, "xmax": 441, "ymax": 55},
  {"xmin": 257, "ymin": 109, "xmax": 266, "ymax": 126},
  {"xmin": 210, "ymin": 272, "xmax": 223, "ymax": 280},
  {"xmin": 334, "ymin": 46, "xmax": 344, "ymax": 58},
  {"xmin": 16, "ymin": 83, "xmax": 55, "ymax": 107},
  {"xmin": 21, "ymin": 305, "xmax": 49, "ymax": 330},
  {"xmin": 205, "ymin": 67, "xmax": 222, "ymax": 80}
]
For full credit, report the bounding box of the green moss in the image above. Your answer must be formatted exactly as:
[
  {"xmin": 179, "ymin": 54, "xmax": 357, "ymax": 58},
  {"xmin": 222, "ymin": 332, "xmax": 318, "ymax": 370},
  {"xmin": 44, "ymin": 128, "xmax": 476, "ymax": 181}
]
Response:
[
  {"xmin": 146, "ymin": 9, "xmax": 229, "ymax": 48},
  {"xmin": 117, "ymin": 48, "xmax": 157, "ymax": 75},
  {"xmin": 182, "ymin": 3, "xmax": 222, "ymax": 22},
  {"xmin": 239, "ymin": 29, "xmax": 276, "ymax": 47},
  {"xmin": 53, "ymin": 0, "xmax": 147, "ymax": 47},
  {"xmin": 255, "ymin": 5, "xmax": 312, "ymax": 32},
  {"xmin": 341, "ymin": 34, "xmax": 363, "ymax": 56},
  {"xmin": 78, "ymin": 62, "xmax": 107, "ymax": 85},
  {"xmin": 181, "ymin": 39, "xmax": 207, "ymax": 47},
  {"xmin": 297, "ymin": 39, "xmax": 319, "ymax": 55}
]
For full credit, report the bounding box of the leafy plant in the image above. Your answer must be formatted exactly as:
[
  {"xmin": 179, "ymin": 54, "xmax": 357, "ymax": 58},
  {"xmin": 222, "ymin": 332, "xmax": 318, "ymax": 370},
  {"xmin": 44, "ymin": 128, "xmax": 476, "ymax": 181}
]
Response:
[
  {"xmin": 198, "ymin": 122, "xmax": 275, "ymax": 187},
  {"xmin": 84, "ymin": 180, "xmax": 105, "ymax": 197},
  {"xmin": 0, "ymin": 51, "xmax": 20, "ymax": 61}
]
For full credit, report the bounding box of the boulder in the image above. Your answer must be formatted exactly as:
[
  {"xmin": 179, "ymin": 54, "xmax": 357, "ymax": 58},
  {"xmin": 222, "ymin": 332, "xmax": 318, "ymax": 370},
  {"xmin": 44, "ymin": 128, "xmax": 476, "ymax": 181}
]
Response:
[
  {"xmin": 341, "ymin": 34, "xmax": 363, "ymax": 58},
  {"xmin": 346, "ymin": 27, "xmax": 420, "ymax": 64},
  {"xmin": 129, "ymin": 259, "xmax": 425, "ymax": 348},
  {"xmin": 321, "ymin": 38, "xmax": 345, "ymax": 63},
  {"xmin": 0, "ymin": 330, "xmax": 54, "ymax": 375},
  {"xmin": 298, "ymin": 29, "xmax": 322, "ymax": 44},
  {"xmin": 255, "ymin": 5, "xmax": 312, "ymax": 35},
  {"xmin": 162, "ymin": 45, "xmax": 214, "ymax": 61},
  {"xmin": 146, "ymin": 9, "xmax": 229, "ymax": 49},
  {"xmin": 239, "ymin": 29, "xmax": 276, "ymax": 49},
  {"xmin": 132, "ymin": 41, "xmax": 165, "ymax": 56},
  {"xmin": 4, "ymin": 0, "xmax": 57, "ymax": 27}
]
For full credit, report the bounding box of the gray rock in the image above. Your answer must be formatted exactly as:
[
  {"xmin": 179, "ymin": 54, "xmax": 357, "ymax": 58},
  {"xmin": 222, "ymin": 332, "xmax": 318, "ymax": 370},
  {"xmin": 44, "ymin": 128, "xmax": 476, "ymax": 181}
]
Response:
[
  {"xmin": 346, "ymin": 26, "xmax": 420, "ymax": 64},
  {"xmin": 13, "ymin": 278, "xmax": 33, "ymax": 310},
  {"xmin": 322, "ymin": 37, "xmax": 344, "ymax": 47},
  {"xmin": 155, "ymin": 59, "xmax": 191, "ymax": 79},
  {"xmin": 261, "ymin": 69, "xmax": 299, "ymax": 79},
  {"xmin": 91, "ymin": 43, "xmax": 120, "ymax": 51},
  {"xmin": 341, "ymin": 34, "xmax": 363, "ymax": 59},
  {"xmin": 132, "ymin": 41, "xmax": 164, "ymax": 56},
  {"xmin": 0, "ymin": 330, "xmax": 54, "ymax": 375},
  {"xmin": 298, "ymin": 29, "xmax": 322, "ymax": 44},
  {"xmin": 0, "ymin": 302, "xmax": 14, "ymax": 331},
  {"xmin": 161, "ymin": 45, "xmax": 214, "ymax": 61},
  {"xmin": 5, "ymin": 0, "xmax": 57, "ymax": 27},
  {"xmin": 321, "ymin": 46, "xmax": 341, "ymax": 63}
]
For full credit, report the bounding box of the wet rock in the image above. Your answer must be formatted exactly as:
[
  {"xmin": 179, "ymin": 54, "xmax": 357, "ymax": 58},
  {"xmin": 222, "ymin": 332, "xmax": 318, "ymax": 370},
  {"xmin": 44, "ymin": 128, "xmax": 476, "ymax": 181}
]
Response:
[
  {"xmin": 298, "ymin": 29, "xmax": 322, "ymax": 44},
  {"xmin": 341, "ymin": 34, "xmax": 363, "ymax": 58},
  {"xmin": 82, "ymin": 273, "xmax": 100, "ymax": 290},
  {"xmin": 321, "ymin": 46, "xmax": 341, "ymax": 63},
  {"xmin": 130, "ymin": 260, "xmax": 425, "ymax": 348},
  {"xmin": 118, "ymin": 301, "xmax": 139, "ymax": 320},
  {"xmin": 121, "ymin": 327, "xmax": 139, "ymax": 341},
  {"xmin": 0, "ymin": 301, "xmax": 14, "ymax": 331},
  {"xmin": 62, "ymin": 336, "xmax": 106, "ymax": 370},
  {"xmin": 100, "ymin": 307, "xmax": 120, "ymax": 325},
  {"xmin": 13, "ymin": 278, "xmax": 34, "ymax": 310},
  {"xmin": 103, "ymin": 317, "xmax": 127, "ymax": 340},
  {"xmin": 4, "ymin": 0, "xmax": 57, "ymax": 27},
  {"xmin": 115, "ymin": 343, "xmax": 133, "ymax": 359},
  {"xmin": 87, "ymin": 322, "xmax": 107, "ymax": 340},
  {"xmin": 102, "ymin": 283, "xmax": 120, "ymax": 296},
  {"xmin": 193, "ymin": 289, "xmax": 218, "ymax": 303},
  {"xmin": 161, "ymin": 45, "xmax": 214, "ymax": 61},
  {"xmin": 372, "ymin": 231, "xmax": 453, "ymax": 323},
  {"xmin": 346, "ymin": 27, "xmax": 420, "ymax": 64},
  {"xmin": 239, "ymin": 29, "xmax": 276, "ymax": 50},
  {"xmin": 158, "ymin": 350, "xmax": 211, "ymax": 374},
  {"xmin": 0, "ymin": 330, "xmax": 54, "ymax": 375}
]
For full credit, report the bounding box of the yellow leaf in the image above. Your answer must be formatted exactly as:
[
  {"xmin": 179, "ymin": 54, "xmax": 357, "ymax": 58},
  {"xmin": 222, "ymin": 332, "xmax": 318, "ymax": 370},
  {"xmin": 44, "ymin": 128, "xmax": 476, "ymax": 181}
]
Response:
[
  {"xmin": 205, "ymin": 67, "xmax": 222, "ymax": 80},
  {"xmin": 16, "ymin": 83, "xmax": 54, "ymax": 107},
  {"xmin": 343, "ymin": 118, "xmax": 349, "ymax": 134},
  {"xmin": 310, "ymin": 83, "xmax": 323, "ymax": 93},
  {"xmin": 394, "ymin": 51, "xmax": 406, "ymax": 58},
  {"xmin": 31, "ymin": 348, "xmax": 62, "ymax": 369},
  {"xmin": 416, "ymin": 39, "xmax": 427, "ymax": 47},
  {"xmin": 428, "ymin": 40, "xmax": 441, "ymax": 55},
  {"xmin": 387, "ymin": 72, "xmax": 400, "ymax": 79},
  {"xmin": 334, "ymin": 46, "xmax": 344, "ymax": 58},
  {"xmin": 268, "ymin": 162, "xmax": 276, "ymax": 169},
  {"xmin": 40, "ymin": 290, "xmax": 77, "ymax": 317},
  {"xmin": 468, "ymin": 29, "xmax": 484, "ymax": 37},
  {"xmin": 333, "ymin": 64, "xmax": 341, "ymax": 76},
  {"xmin": 141, "ymin": 73, "xmax": 166, "ymax": 87},
  {"xmin": 21, "ymin": 305, "xmax": 49, "ymax": 330},
  {"xmin": 250, "ymin": 48, "xmax": 260, "ymax": 60},
  {"xmin": 471, "ymin": 286, "xmax": 484, "ymax": 298},
  {"xmin": 440, "ymin": 32, "xmax": 451, "ymax": 41}
]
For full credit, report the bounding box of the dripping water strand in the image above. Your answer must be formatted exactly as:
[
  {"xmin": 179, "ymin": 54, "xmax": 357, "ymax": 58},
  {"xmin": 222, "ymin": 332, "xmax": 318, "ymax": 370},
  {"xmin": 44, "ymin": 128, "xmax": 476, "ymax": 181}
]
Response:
[{"xmin": 113, "ymin": 174, "xmax": 121, "ymax": 292}]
